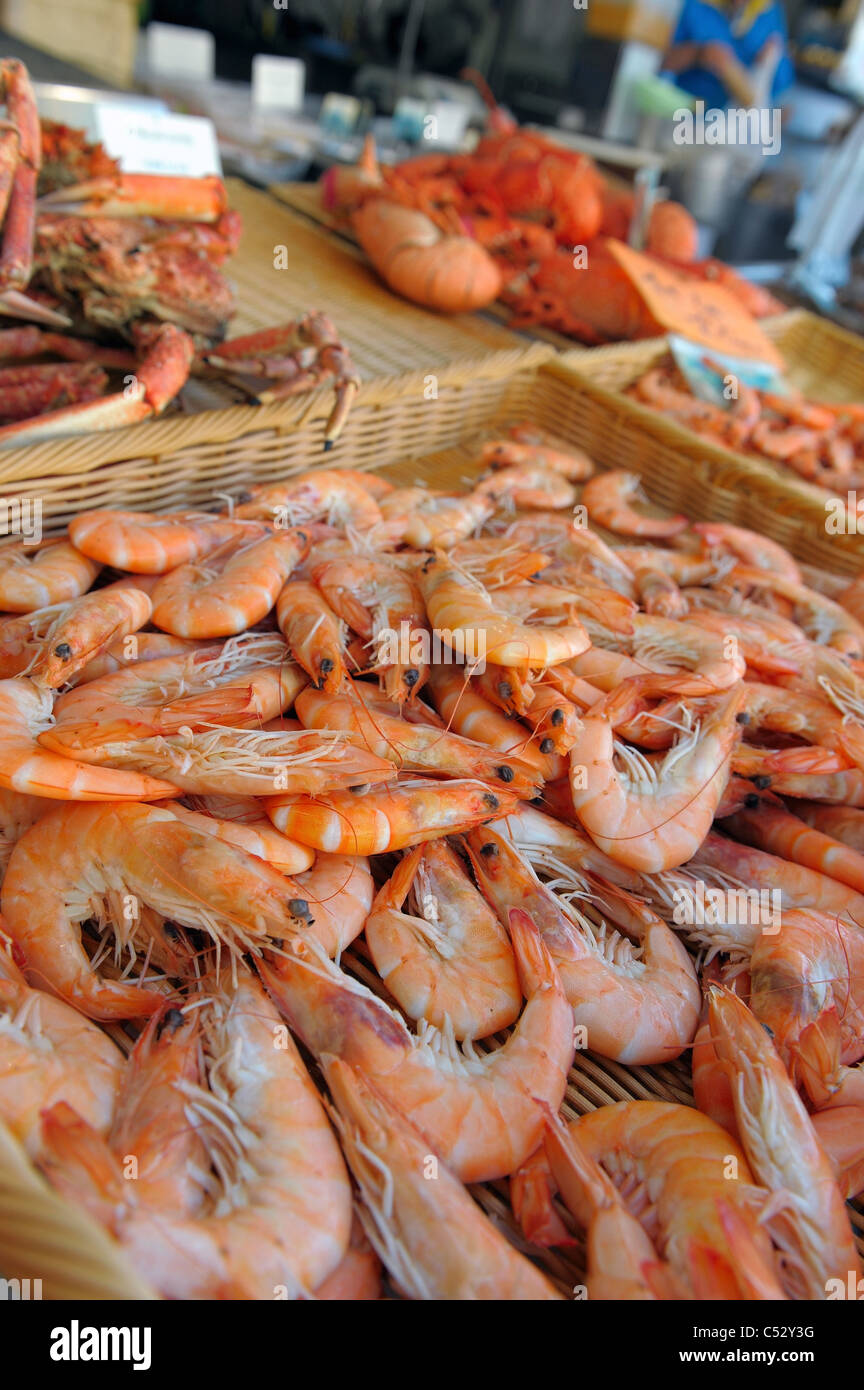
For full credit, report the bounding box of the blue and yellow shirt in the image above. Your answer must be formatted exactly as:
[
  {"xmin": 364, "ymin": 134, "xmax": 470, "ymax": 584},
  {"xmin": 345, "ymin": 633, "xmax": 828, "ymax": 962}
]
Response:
[{"xmin": 665, "ymin": 0, "xmax": 795, "ymax": 108}]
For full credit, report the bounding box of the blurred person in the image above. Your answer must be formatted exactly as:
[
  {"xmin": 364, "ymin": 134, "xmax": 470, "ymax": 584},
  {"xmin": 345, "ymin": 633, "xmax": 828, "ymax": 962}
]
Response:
[{"xmin": 663, "ymin": 0, "xmax": 794, "ymax": 108}]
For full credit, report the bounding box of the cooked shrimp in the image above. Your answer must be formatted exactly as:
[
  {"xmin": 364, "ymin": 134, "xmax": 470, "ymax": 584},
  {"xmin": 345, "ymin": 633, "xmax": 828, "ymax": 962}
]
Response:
[
  {"xmin": 313, "ymin": 554, "xmax": 429, "ymax": 703},
  {"xmin": 481, "ymin": 438, "xmax": 594, "ymax": 480},
  {"xmin": 0, "ymin": 540, "xmax": 100, "ymax": 612},
  {"xmin": 68, "ymin": 509, "xmax": 237, "ymax": 574},
  {"xmin": 810, "ymin": 1108, "xmax": 864, "ymax": 1199},
  {"xmin": 795, "ymin": 801, "xmax": 864, "ymax": 851},
  {"xmin": 365, "ymin": 839, "xmax": 520, "ymax": 1039},
  {"xmin": 296, "ymin": 681, "xmax": 541, "ymax": 796},
  {"xmin": 24, "ymin": 586, "xmax": 153, "ymax": 688},
  {"xmin": 323, "ymin": 1056, "xmax": 561, "ymax": 1300},
  {"xmin": 689, "ymin": 829, "xmax": 864, "ymax": 927},
  {"xmin": 279, "ymin": 851, "xmax": 374, "ymax": 959},
  {"xmin": 266, "ymin": 777, "xmax": 517, "ymax": 855},
  {"xmin": 41, "ymin": 634, "xmax": 305, "ymax": 756},
  {"xmin": 70, "ymin": 632, "xmax": 206, "ymax": 686},
  {"xmin": 418, "ymin": 556, "xmax": 589, "ymax": 669},
  {"xmin": 691, "ymin": 522, "xmax": 801, "ymax": 583},
  {"xmin": 236, "ymin": 468, "xmax": 382, "ymax": 531},
  {"xmin": 625, "ymin": 613, "xmax": 746, "ymax": 694},
  {"xmin": 51, "ymin": 724, "xmax": 395, "ymax": 798},
  {"xmin": 741, "ymin": 680, "xmax": 864, "ymax": 774},
  {"xmin": 449, "ymin": 537, "xmax": 551, "ymax": 588},
  {"xmin": 423, "ymin": 665, "xmax": 561, "ymax": 781},
  {"xmin": 504, "ymin": 515, "xmax": 635, "ymax": 593},
  {"xmin": 525, "ymin": 682, "xmax": 581, "ymax": 755},
  {"xmin": 465, "ymin": 825, "xmax": 699, "ymax": 1064},
  {"xmin": 473, "ymin": 662, "xmax": 535, "ymax": 716},
  {"xmin": 276, "ymin": 580, "xmax": 347, "ymax": 693},
  {"xmin": 41, "ymin": 968, "xmax": 352, "ymax": 1298},
  {"xmin": 749, "ymin": 908, "xmax": 864, "ymax": 1107},
  {"xmin": 708, "ymin": 985, "xmax": 861, "ymax": 1299},
  {"xmin": 581, "ymin": 471, "xmax": 687, "ymax": 539},
  {"xmin": 377, "ymin": 488, "xmax": 492, "ymax": 549},
  {"xmin": 723, "ymin": 796, "xmax": 864, "ymax": 895},
  {"xmin": 260, "ymin": 905, "xmax": 573, "ymax": 1183},
  {"xmin": 163, "ymin": 800, "xmax": 314, "ymax": 876},
  {"xmin": 568, "ymin": 684, "xmax": 745, "ymax": 872},
  {"xmin": 0, "ymin": 678, "xmax": 177, "ymax": 801},
  {"xmin": 475, "ymin": 464, "xmax": 577, "ymax": 510},
  {"xmin": 314, "ymin": 1215, "xmax": 382, "ymax": 1301},
  {"xmin": 514, "ymin": 1102, "xmax": 784, "ymax": 1300},
  {"xmin": 1, "ymin": 802, "xmax": 315, "ymax": 1019},
  {"xmin": 0, "ymin": 932, "xmax": 124, "ymax": 1157},
  {"xmin": 151, "ymin": 529, "xmax": 308, "ymax": 638},
  {"xmin": 0, "ymin": 786, "xmax": 44, "ymax": 876},
  {"xmin": 731, "ymin": 566, "xmax": 864, "ymax": 658}
]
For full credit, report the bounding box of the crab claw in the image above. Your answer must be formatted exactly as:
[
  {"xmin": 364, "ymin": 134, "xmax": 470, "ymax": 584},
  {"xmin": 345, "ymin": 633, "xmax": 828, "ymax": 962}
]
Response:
[
  {"xmin": 0, "ymin": 289, "xmax": 72, "ymax": 328},
  {"xmin": 37, "ymin": 173, "xmax": 228, "ymax": 223},
  {"xmin": 0, "ymin": 323, "xmax": 194, "ymax": 447}
]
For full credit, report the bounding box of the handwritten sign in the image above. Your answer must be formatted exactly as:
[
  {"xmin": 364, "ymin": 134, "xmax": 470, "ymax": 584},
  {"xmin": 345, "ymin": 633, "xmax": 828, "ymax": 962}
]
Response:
[
  {"xmin": 607, "ymin": 240, "xmax": 784, "ymax": 367},
  {"xmin": 94, "ymin": 106, "xmax": 222, "ymax": 178}
]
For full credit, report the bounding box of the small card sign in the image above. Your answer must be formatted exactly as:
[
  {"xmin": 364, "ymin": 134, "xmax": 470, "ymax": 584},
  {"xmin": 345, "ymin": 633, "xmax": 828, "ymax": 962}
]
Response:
[
  {"xmin": 607, "ymin": 240, "xmax": 784, "ymax": 368},
  {"xmin": 146, "ymin": 22, "xmax": 215, "ymax": 82},
  {"xmin": 252, "ymin": 55, "xmax": 305, "ymax": 110},
  {"xmin": 94, "ymin": 105, "xmax": 222, "ymax": 178}
]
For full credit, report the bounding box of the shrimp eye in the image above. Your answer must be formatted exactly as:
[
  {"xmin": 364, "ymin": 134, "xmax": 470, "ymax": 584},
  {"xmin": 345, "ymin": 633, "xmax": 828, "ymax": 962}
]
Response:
[
  {"xmin": 163, "ymin": 923, "xmax": 181, "ymax": 940},
  {"xmin": 550, "ymin": 708, "xmax": 564, "ymax": 727},
  {"xmin": 54, "ymin": 642, "xmax": 73, "ymax": 660},
  {"xmin": 404, "ymin": 668, "xmax": 420, "ymax": 687},
  {"xmin": 235, "ymin": 490, "xmax": 252, "ymax": 503},
  {"xmin": 270, "ymin": 937, "xmax": 284, "ymax": 950},
  {"xmin": 479, "ymin": 841, "xmax": 498, "ymax": 857},
  {"xmin": 736, "ymin": 711, "xmax": 751, "ymax": 725},
  {"xmin": 288, "ymin": 898, "xmax": 311, "ymax": 920},
  {"xmin": 744, "ymin": 793, "xmax": 759, "ymax": 808},
  {"xmin": 752, "ymin": 775, "xmax": 771, "ymax": 790},
  {"xmin": 497, "ymin": 680, "xmax": 513, "ymax": 699},
  {"xmin": 540, "ymin": 737, "xmax": 555, "ymax": 754},
  {"xmin": 495, "ymin": 765, "xmax": 515, "ymax": 782},
  {"xmin": 157, "ymin": 1008, "xmax": 186, "ymax": 1037},
  {"xmin": 319, "ymin": 658, "xmax": 335, "ymax": 675},
  {"xmin": 483, "ymin": 793, "xmax": 500, "ymax": 810}
]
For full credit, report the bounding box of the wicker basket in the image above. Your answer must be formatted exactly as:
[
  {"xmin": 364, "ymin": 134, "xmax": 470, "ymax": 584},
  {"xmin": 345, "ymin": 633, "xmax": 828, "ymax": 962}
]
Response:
[
  {"xmin": 554, "ymin": 309, "xmax": 864, "ymax": 575},
  {"xmin": 3, "ymin": 347, "xmax": 864, "ymax": 1299}
]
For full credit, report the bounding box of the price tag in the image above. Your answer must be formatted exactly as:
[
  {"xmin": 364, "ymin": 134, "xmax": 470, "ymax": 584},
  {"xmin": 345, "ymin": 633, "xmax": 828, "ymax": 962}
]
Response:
[
  {"xmin": 607, "ymin": 239, "xmax": 784, "ymax": 367},
  {"xmin": 252, "ymin": 55, "xmax": 305, "ymax": 110},
  {"xmin": 146, "ymin": 22, "xmax": 215, "ymax": 81},
  {"xmin": 94, "ymin": 105, "xmax": 222, "ymax": 178},
  {"xmin": 669, "ymin": 334, "xmax": 789, "ymax": 405}
]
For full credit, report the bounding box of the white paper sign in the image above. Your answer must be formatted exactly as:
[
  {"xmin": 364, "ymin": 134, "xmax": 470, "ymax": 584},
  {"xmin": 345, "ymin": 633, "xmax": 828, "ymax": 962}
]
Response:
[
  {"xmin": 146, "ymin": 23, "xmax": 215, "ymax": 81},
  {"xmin": 252, "ymin": 55, "xmax": 305, "ymax": 110},
  {"xmin": 94, "ymin": 105, "xmax": 222, "ymax": 178}
]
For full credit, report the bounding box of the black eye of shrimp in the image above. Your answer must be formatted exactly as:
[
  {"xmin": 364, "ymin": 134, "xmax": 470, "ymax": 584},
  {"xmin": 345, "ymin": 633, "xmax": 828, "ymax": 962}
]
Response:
[
  {"xmin": 54, "ymin": 642, "xmax": 73, "ymax": 660},
  {"xmin": 157, "ymin": 1008, "xmax": 186, "ymax": 1038},
  {"xmin": 479, "ymin": 841, "xmax": 498, "ymax": 857},
  {"xmin": 483, "ymin": 793, "xmax": 500, "ymax": 810},
  {"xmin": 495, "ymin": 765, "xmax": 515, "ymax": 783},
  {"xmin": 550, "ymin": 708, "xmax": 564, "ymax": 727},
  {"xmin": 540, "ymin": 737, "xmax": 555, "ymax": 754},
  {"xmin": 319, "ymin": 658, "xmax": 335, "ymax": 675},
  {"xmin": 404, "ymin": 668, "xmax": 420, "ymax": 687},
  {"xmin": 288, "ymin": 898, "xmax": 311, "ymax": 920}
]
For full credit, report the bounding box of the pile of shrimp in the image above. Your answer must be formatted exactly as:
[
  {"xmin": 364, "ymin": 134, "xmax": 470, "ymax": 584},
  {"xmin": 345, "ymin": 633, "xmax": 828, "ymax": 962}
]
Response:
[
  {"xmin": 1, "ymin": 428, "xmax": 864, "ymax": 1300},
  {"xmin": 629, "ymin": 355, "xmax": 864, "ymax": 492}
]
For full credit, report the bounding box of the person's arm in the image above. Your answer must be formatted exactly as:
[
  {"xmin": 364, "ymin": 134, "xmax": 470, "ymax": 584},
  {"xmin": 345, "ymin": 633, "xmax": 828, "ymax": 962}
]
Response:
[
  {"xmin": 700, "ymin": 40, "xmax": 757, "ymax": 104},
  {"xmin": 663, "ymin": 40, "xmax": 704, "ymax": 72}
]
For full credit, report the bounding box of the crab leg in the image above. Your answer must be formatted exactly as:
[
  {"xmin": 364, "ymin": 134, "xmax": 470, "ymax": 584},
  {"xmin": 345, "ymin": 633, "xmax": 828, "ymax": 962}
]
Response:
[
  {"xmin": 38, "ymin": 173, "xmax": 228, "ymax": 223},
  {"xmin": 0, "ymin": 290, "xmax": 72, "ymax": 328},
  {"xmin": 0, "ymin": 60, "xmax": 40, "ymax": 290},
  {"xmin": 201, "ymin": 314, "xmax": 360, "ymax": 449},
  {"xmin": 0, "ymin": 361, "xmax": 108, "ymax": 420},
  {"xmin": 0, "ymin": 323, "xmax": 194, "ymax": 447},
  {"xmin": 0, "ymin": 326, "xmax": 136, "ymax": 369},
  {"xmin": 0, "ymin": 123, "xmax": 19, "ymax": 227}
]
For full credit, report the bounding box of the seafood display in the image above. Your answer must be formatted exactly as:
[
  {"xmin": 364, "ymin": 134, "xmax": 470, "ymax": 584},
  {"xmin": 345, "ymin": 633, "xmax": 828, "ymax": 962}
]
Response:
[
  {"xmin": 319, "ymin": 84, "xmax": 783, "ymax": 336},
  {"xmin": 0, "ymin": 62, "xmax": 358, "ymax": 447},
  {"xmin": 1, "ymin": 424, "xmax": 864, "ymax": 1302},
  {"xmin": 628, "ymin": 354, "xmax": 864, "ymax": 492}
]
